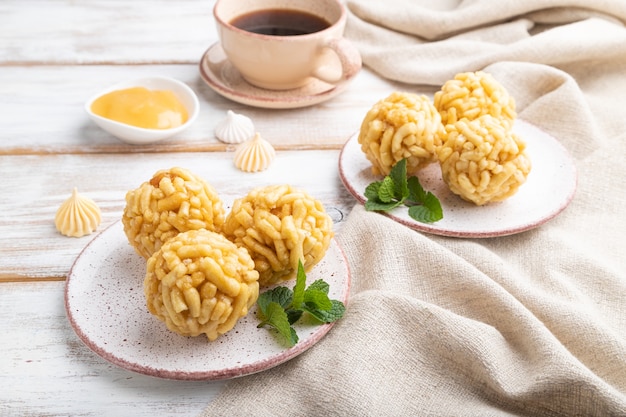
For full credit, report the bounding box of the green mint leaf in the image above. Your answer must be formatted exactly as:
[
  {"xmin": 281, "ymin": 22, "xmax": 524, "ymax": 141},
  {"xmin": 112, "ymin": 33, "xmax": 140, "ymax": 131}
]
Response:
[
  {"xmin": 364, "ymin": 177, "xmax": 404, "ymax": 212},
  {"xmin": 389, "ymin": 159, "xmax": 409, "ymax": 200},
  {"xmin": 304, "ymin": 288, "xmax": 333, "ymax": 311},
  {"xmin": 363, "ymin": 159, "xmax": 413, "ymax": 214},
  {"xmin": 307, "ymin": 279, "xmax": 329, "ymax": 295},
  {"xmin": 406, "ymin": 175, "xmax": 427, "ymax": 204},
  {"xmin": 363, "ymin": 159, "xmax": 444, "ymax": 224},
  {"xmin": 257, "ymin": 286, "xmax": 293, "ymax": 315},
  {"xmin": 291, "ymin": 261, "xmax": 307, "ymax": 309},
  {"xmin": 256, "ymin": 266, "xmax": 346, "ymax": 346},
  {"xmin": 364, "ymin": 181, "xmax": 383, "ymax": 201},
  {"xmin": 408, "ymin": 197, "xmax": 443, "ymax": 223},
  {"xmin": 422, "ymin": 191, "xmax": 444, "ymax": 220},
  {"xmin": 364, "ymin": 199, "xmax": 402, "ymax": 212},
  {"xmin": 288, "ymin": 327, "xmax": 299, "ymax": 346},
  {"xmin": 377, "ymin": 176, "xmax": 397, "ymax": 203},
  {"xmin": 365, "ymin": 179, "xmax": 402, "ymax": 212},
  {"xmin": 286, "ymin": 309, "xmax": 303, "ymax": 325},
  {"xmin": 303, "ymin": 300, "xmax": 346, "ymax": 323},
  {"xmin": 257, "ymin": 301, "xmax": 298, "ymax": 347}
]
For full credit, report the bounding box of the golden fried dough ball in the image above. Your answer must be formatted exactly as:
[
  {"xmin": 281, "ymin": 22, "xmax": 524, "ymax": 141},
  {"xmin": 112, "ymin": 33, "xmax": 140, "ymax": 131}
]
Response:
[
  {"xmin": 437, "ymin": 116, "xmax": 531, "ymax": 206},
  {"xmin": 222, "ymin": 184, "xmax": 334, "ymax": 287},
  {"xmin": 434, "ymin": 71, "xmax": 516, "ymax": 128},
  {"xmin": 122, "ymin": 167, "xmax": 225, "ymax": 259},
  {"xmin": 144, "ymin": 229, "xmax": 259, "ymax": 341},
  {"xmin": 358, "ymin": 92, "xmax": 445, "ymax": 176}
]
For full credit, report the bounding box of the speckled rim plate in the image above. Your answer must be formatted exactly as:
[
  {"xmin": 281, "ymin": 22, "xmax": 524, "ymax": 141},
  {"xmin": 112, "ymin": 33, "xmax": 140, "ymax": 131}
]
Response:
[
  {"xmin": 339, "ymin": 119, "xmax": 578, "ymax": 238},
  {"xmin": 65, "ymin": 221, "xmax": 350, "ymax": 380},
  {"xmin": 198, "ymin": 42, "xmax": 354, "ymax": 109}
]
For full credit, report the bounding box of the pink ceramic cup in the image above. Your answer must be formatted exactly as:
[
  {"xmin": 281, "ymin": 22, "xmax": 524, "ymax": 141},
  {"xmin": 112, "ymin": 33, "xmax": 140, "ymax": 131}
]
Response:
[{"xmin": 213, "ymin": 0, "xmax": 362, "ymax": 90}]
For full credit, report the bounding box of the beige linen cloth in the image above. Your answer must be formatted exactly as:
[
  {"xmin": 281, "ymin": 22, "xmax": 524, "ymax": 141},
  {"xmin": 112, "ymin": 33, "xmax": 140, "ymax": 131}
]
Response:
[{"xmin": 201, "ymin": 1, "xmax": 626, "ymax": 416}]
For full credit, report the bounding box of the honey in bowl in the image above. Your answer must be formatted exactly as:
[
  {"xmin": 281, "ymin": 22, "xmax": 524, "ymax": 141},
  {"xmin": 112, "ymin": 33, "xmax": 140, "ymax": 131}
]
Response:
[{"xmin": 90, "ymin": 87, "xmax": 188, "ymax": 130}]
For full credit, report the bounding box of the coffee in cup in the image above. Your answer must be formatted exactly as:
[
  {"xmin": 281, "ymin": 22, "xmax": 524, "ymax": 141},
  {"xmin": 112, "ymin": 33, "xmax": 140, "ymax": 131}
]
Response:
[{"xmin": 213, "ymin": 0, "xmax": 362, "ymax": 90}]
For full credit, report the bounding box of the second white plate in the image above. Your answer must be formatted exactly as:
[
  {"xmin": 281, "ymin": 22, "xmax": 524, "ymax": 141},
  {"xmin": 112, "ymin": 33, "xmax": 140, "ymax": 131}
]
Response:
[{"xmin": 339, "ymin": 120, "xmax": 577, "ymax": 238}]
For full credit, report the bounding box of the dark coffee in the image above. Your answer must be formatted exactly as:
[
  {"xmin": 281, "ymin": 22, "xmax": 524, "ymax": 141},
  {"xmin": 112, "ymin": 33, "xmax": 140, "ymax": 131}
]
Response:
[{"xmin": 230, "ymin": 9, "xmax": 331, "ymax": 36}]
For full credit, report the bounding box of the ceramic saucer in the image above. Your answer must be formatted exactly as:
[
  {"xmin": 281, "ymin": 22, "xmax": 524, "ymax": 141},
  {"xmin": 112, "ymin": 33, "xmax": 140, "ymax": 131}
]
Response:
[{"xmin": 199, "ymin": 42, "xmax": 355, "ymax": 109}]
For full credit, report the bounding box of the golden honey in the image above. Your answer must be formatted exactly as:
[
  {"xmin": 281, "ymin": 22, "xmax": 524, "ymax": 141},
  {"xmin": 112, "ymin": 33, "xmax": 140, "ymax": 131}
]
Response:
[{"xmin": 91, "ymin": 87, "xmax": 188, "ymax": 129}]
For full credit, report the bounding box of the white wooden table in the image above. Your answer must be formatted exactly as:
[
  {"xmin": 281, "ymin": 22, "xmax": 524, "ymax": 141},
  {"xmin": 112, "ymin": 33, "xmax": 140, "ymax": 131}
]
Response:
[{"xmin": 0, "ymin": 1, "xmax": 414, "ymax": 415}]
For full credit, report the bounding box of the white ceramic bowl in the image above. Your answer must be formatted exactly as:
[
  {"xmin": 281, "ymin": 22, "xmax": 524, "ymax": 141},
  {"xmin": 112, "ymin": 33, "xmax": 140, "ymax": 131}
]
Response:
[{"xmin": 85, "ymin": 76, "xmax": 199, "ymax": 145}]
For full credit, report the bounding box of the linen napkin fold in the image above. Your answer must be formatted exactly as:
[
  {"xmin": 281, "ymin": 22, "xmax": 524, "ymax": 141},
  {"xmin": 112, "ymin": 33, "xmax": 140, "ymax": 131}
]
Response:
[
  {"xmin": 344, "ymin": 0, "xmax": 626, "ymax": 86},
  {"xmin": 201, "ymin": 1, "xmax": 626, "ymax": 415},
  {"xmin": 200, "ymin": 205, "xmax": 626, "ymax": 416}
]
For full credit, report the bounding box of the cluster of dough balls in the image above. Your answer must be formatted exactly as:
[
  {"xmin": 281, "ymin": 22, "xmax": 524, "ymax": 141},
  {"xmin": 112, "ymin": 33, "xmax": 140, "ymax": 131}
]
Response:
[
  {"xmin": 122, "ymin": 167, "xmax": 225, "ymax": 259},
  {"xmin": 357, "ymin": 71, "xmax": 530, "ymax": 205},
  {"xmin": 358, "ymin": 92, "xmax": 445, "ymax": 176},
  {"xmin": 144, "ymin": 229, "xmax": 259, "ymax": 341},
  {"xmin": 122, "ymin": 168, "xmax": 333, "ymax": 340},
  {"xmin": 223, "ymin": 184, "xmax": 334, "ymax": 286},
  {"xmin": 434, "ymin": 72, "xmax": 530, "ymax": 205}
]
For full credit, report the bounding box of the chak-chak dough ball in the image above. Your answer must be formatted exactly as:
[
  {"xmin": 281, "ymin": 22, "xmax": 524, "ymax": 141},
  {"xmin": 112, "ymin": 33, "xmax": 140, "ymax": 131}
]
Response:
[
  {"xmin": 434, "ymin": 71, "xmax": 516, "ymax": 128},
  {"xmin": 222, "ymin": 184, "xmax": 334, "ymax": 287},
  {"xmin": 144, "ymin": 229, "xmax": 259, "ymax": 341},
  {"xmin": 358, "ymin": 92, "xmax": 445, "ymax": 176},
  {"xmin": 122, "ymin": 167, "xmax": 225, "ymax": 259},
  {"xmin": 437, "ymin": 115, "xmax": 531, "ymax": 206}
]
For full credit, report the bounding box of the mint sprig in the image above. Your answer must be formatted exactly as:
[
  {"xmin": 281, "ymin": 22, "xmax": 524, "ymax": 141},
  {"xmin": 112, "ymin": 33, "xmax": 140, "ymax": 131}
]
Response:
[
  {"xmin": 256, "ymin": 260, "xmax": 346, "ymax": 347},
  {"xmin": 364, "ymin": 159, "xmax": 443, "ymax": 223}
]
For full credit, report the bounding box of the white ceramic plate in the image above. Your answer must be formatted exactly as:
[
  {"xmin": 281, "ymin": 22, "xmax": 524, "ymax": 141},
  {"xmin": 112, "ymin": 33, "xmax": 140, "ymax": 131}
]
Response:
[
  {"xmin": 198, "ymin": 42, "xmax": 354, "ymax": 109},
  {"xmin": 65, "ymin": 221, "xmax": 350, "ymax": 380},
  {"xmin": 339, "ymin": 120, "xmax": 577, "ymax": 238}
]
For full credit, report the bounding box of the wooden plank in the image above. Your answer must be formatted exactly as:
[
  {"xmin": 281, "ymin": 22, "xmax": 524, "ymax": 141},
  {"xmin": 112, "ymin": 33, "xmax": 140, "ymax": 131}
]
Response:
[
  {"xmin": 0, "ymin": 64, "xmax": 413, "ymax": 154},
  {"xmin": 0, "ymin": 150, "xmax": 358, "ymax": 280},
  {"xmin": 0, "ymin": 0, "xmax": 215, "ymax": 65},
  {"xmin": 0, "ymin": 281, "xmax": 224, "ymax": 416}
]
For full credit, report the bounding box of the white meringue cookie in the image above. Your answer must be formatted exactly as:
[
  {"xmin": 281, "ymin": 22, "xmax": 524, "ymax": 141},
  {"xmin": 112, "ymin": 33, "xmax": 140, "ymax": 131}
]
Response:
[
  {"xmin": 55, "ymin": 188, "xmax": 102, "ymax": 237},
  {"xmin": 234, "ymin": 132, "xmax": 276, "ymax": 173},
  {"xmin": 215, "ymin": 110, "xmax": 255, "ymax": 144}
]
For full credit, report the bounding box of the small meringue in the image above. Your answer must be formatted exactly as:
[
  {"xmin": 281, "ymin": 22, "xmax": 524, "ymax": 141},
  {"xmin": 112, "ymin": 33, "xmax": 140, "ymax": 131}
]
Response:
[
  {"xmin": 215, "ymin": 110, "xmax": 255, "ymax": 144},
  {"xmin": 234, "ymin": 132, "xmax": 276, "ymax": 173},
  {"xmin": 55, "ymin": 188, "xmax": 102, "ymax": 237}
]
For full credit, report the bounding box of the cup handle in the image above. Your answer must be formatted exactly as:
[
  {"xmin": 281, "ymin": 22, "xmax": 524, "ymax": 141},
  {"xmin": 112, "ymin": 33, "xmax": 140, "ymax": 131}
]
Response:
[{"xmin": 312, "ymin": 38, "xmax": 362, "ymax": 85}]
